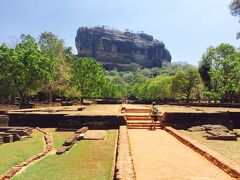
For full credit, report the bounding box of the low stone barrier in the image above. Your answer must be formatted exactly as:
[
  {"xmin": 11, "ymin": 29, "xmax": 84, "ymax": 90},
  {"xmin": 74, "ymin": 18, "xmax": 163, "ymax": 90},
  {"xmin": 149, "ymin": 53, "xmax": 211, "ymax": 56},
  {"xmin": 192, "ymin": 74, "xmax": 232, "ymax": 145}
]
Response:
[
  {"xmin": 115, "ymin": 126, "xmax": 136, "ymax": 180},
  {"xmin": 162, "ymin": 112, "xmax": 233, "ymax": 130},
  {"xmin": 1, "ymin": 128, "xmax": 53, "ymax": 179},
  {"xmin": 96, "ymin": 99, "xmax": 121, "ymax": 104},
  {"xmin": 164, "ymin": 126, "xmax": 240, "ymax": 179},
  {"xmin": 167, "ymin": 102, "xmax": 240, "ymax": 108},
  {"xmin": 0, "ymin": 133, "xmax": 14, "ymax": 143},
  {"xmin": 56, "ymin": 127, "xmax": 88, "ymax": 155}
]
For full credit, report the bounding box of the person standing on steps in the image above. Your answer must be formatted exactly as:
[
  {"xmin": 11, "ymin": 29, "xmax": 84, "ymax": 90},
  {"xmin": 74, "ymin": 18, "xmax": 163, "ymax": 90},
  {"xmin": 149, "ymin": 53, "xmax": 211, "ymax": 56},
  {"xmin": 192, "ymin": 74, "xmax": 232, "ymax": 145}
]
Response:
[{"xmin": 149, "ymin": 102, "xmax": 160, "ymax": 130}]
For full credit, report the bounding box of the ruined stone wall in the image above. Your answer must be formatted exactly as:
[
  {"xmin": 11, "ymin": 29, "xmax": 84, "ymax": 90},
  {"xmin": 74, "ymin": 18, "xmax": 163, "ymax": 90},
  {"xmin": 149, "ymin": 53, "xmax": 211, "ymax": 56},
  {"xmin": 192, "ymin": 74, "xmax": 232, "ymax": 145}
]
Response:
[
  {"xmin": 162, "ymin": 112, "xmax": 233, "ymax": 129},
  {"xmin": 8, "ymin": 113, "xmax": 126, "ymax": 129}
]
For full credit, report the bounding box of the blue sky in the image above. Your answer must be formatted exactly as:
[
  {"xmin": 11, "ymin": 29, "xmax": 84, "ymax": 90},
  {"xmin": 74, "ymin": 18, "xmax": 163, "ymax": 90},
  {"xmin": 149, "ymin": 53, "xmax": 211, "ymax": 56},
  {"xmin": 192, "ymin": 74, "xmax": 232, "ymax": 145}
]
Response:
[{"xmin": 0, "ymin": 0, "xmax": 239, "ymax": 66}]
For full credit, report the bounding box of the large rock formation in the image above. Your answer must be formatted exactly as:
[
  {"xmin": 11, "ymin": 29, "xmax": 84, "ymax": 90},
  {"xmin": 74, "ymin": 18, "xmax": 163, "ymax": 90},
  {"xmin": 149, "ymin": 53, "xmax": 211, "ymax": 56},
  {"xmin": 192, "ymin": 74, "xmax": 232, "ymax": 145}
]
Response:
[{"xmin": 75, "ymin": 26, "xmax": 171, "ymax": 70}]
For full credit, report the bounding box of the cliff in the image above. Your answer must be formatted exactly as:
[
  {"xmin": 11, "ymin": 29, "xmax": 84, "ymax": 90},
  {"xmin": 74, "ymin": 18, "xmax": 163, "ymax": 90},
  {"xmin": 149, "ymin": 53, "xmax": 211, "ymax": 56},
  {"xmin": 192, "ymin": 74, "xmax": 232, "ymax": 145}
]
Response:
[{"xmin": 75, "ymin": 26, "xmax": 171, "ymax": 70}]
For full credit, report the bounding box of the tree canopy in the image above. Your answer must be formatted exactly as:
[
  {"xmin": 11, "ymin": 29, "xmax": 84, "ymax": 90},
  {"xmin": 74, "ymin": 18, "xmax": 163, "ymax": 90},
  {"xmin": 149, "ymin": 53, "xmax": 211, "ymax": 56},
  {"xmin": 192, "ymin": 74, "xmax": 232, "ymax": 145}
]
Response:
[
  {"xmin": 199, "ymin": 43, "xmax": 240, "ymax": 102},
  {"xmin": 0, "ymin": 35, "xmax": 52, "ymax": 103},
  {"xmin": 72, "ymin": 57, "xmax": 106, "ymax": 103}
]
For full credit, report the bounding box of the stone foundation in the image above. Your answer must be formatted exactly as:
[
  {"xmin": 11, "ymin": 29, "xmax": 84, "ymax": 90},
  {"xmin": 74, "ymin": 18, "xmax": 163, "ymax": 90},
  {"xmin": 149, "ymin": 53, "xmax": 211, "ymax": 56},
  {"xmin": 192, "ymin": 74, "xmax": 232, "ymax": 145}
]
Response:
[
  {"xmin": 58, "ymin": 115, "xmax": 126, "ymax": 130},
  {"xmin": 8, "ymin": 114, "xmax": 65, "ymax": 127},
  {"xmin": 8, "ymin": 113, "xmax": 125, "ymax": 130},
  {"xmin": 162, "ymin": 112, "xmax": 233, "ymax": 130},
  {"xmin": 227, "ymin": 112, "xmax": 240, "ymax": 128}
]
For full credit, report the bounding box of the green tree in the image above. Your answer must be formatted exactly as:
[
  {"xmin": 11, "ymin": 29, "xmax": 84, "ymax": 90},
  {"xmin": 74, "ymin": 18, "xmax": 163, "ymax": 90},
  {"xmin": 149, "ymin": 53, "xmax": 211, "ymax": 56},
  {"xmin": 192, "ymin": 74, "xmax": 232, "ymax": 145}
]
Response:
[
  {"xmin": 0, "ymin": 35, "xmax": 51, "ymax": 104},
  {"xmin": 147, "ymin": 76, "xmax": 174, "ymax": 100},
  {"xmin": 0, "ymin": 44, "xmax": 17, "ymax": 102},
  {"xmin": 172, "ymin": 66, "xmax": 201, "ymax": 103},
  {"xmin": 72, "ymin": 57, "xmax": 106, "ymax": 104},
  {"xmin": 199, "ymin": 43, "xmax": 240, "ymax": 102},
  {"xmin": 199, "ymin": 47, "xmax": 214, "ymax": 90},
  {"xmin": 38, "ymin": 32, "xmax": 73, "ymax": 102}
]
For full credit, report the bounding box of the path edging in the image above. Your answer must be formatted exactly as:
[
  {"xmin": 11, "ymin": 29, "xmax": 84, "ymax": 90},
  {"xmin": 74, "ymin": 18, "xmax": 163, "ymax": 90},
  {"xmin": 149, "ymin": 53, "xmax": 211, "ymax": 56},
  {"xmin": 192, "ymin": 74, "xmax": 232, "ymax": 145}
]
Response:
[
  {"xmin": 114, "ymin": 126, "xmax": 136, "ymax": 180},
  {"xmin": 0, "ymin": 128, "xmax": 53, "ymax": 180},
  {"xmin": 164, "ymin": 126, "xmax": 240, "ymax": 179}
]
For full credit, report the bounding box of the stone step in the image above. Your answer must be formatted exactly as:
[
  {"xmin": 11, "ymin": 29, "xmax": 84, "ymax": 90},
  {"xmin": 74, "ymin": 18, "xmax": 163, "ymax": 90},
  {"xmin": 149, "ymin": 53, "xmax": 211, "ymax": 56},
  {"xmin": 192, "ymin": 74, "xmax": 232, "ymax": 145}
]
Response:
[
  {"xmin": 127, "ymin": 120, "xmax": 160, "ymax": 124},
  {"xmin": 127, "ymin": 123, "xmax": 161, "ymax": 127},
  {"xmin": 125, "ymin": 113, "xmax": 150, "ymax": 117},
  {"xmin": 126, "ymin": 116, "xmax": 153, "ymax": 120},
  {"xmin": 125, "ymin": 109, "xmax": 150, "ymax": 113},
  {"xmin": 127, "ymin": 126, "xmax": 161, "ymax": 129}
]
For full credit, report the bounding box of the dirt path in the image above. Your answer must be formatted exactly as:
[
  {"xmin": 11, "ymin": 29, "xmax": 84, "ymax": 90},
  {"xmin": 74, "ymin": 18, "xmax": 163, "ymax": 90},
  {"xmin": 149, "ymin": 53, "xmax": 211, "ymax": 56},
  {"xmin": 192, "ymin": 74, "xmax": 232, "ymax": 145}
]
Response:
[{"xmin": 128, "ymin": 129, "xmax": 235, "ymax": 180}]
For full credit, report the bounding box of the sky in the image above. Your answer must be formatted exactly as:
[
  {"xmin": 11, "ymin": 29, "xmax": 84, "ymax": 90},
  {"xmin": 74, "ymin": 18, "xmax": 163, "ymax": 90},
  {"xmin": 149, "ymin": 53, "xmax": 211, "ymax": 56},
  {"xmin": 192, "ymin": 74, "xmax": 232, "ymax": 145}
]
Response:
[{"xmin": 0, "ymin": 0, "xmax": 239, "ymax": 66}]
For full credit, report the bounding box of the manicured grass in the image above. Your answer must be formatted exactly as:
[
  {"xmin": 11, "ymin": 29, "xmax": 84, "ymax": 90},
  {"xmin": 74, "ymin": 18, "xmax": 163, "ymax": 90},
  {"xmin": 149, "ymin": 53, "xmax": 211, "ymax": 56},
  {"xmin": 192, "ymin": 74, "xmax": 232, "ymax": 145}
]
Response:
[
  {"xmin": 44, "ymin": 128, "xmax": 75, "ymax": 149},
  {"xmin": 178, "ymin": 130, "xmax": 240, "ymax": 165},
  {"xmin": 13, "ymin": 130, "xmax": 117, "ymax": 180},
  {"xmin": 0, "ymin": 130, "xmax": 43, "ymax": 174}
]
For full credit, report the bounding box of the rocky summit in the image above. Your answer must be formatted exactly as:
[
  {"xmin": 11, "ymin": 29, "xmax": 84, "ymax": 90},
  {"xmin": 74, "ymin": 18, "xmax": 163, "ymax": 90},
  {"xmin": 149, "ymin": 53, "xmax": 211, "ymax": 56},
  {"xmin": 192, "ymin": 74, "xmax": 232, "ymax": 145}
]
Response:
[{"xmin": 75, "ymin": 26, "xmax": 171, "ymax": 70}]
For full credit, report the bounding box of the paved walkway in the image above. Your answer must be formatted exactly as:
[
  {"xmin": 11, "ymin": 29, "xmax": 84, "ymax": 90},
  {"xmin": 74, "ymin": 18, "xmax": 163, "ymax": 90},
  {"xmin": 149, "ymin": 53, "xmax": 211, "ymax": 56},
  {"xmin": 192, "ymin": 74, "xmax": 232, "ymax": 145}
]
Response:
[{"xmin": 128, "ymin": 129, "xmax": 234, "ymax": 180}]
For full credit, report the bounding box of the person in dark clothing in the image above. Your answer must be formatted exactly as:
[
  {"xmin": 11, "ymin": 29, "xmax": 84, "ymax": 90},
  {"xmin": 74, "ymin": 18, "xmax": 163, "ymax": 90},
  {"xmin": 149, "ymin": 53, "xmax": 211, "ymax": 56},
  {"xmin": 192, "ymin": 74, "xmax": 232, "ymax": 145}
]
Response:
[{"xmin": 149, "ymin": 102, "xmax": 160, "ymax": 130}]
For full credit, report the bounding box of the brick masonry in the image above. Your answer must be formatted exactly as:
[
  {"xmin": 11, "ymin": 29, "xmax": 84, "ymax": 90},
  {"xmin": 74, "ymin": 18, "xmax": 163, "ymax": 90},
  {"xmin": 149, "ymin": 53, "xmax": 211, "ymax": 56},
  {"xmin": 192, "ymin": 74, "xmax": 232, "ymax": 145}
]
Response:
[{"xmin": 115, "ymin": 126, "xmax": 136, "ymax": 180}]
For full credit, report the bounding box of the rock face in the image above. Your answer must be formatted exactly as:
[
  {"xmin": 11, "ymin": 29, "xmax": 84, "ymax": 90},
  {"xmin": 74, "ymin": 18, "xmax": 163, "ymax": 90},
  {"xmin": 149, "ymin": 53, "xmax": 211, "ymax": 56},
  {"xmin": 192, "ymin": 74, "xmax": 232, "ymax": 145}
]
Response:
[{"xmin": 75, "ymin": 26, "xmax": 171, "ymax": 70}]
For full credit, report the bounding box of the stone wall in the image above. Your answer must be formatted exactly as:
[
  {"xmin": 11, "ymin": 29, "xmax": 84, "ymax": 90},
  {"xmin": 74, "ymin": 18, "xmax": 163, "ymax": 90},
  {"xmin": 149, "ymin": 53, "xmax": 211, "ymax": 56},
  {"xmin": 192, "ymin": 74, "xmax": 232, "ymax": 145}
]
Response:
[
  {"xmin": 162, "ymin": 112, "xmax": 233, "ymax": 130},
  {"xmin": 227, "ymin": 112, "xmax": 240, "ymax": 128},
  {"xmin": 59, "ymin": 115, "xmax": 126, "ymax": 130},
  {"xmin": 8, "ymin": 114, "xmax": 65, "ymax": 127},
  {"xmin": 8, "ymin": 113, "xmax": 126, "ymax": 129}
]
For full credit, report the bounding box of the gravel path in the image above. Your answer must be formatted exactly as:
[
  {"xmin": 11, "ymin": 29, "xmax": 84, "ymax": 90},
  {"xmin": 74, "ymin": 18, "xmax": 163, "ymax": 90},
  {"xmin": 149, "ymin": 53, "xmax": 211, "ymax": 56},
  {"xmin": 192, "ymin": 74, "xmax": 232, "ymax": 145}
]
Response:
[{"xmin": 128, "ymin": 129, "xmax": 234, "ymax": 180}]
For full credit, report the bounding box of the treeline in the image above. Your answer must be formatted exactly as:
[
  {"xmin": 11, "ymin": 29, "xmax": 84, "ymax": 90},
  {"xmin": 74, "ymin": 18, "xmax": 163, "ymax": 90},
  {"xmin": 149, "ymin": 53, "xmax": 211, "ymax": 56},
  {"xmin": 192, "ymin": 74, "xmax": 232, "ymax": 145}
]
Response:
[
  {"xmin": 0, "ymin": 33, "xmax": 240, "ymax": 104},
  {"xmin": 0, "ymin": 33, "xmax": 110, "ymax": 104},
  {"xmin": 106, "ymin": 43, "xmax": 240, "ymax": 103}
]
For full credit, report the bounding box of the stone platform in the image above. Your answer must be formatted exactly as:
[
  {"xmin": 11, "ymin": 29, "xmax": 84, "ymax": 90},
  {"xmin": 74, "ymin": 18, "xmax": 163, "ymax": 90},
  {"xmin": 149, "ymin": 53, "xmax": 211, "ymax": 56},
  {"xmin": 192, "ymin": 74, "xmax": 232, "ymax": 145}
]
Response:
[{"xmin": 7, "ymin": 105, "xmax": 125, "ymax": 130}]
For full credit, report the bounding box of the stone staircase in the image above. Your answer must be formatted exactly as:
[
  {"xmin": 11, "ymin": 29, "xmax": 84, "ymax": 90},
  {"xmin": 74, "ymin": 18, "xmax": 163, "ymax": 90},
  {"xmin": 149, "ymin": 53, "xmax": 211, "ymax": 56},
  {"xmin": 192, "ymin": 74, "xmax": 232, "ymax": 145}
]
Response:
[{"xmin": 124, "ymin": 107, "xmax": 162, "ymax": 129}]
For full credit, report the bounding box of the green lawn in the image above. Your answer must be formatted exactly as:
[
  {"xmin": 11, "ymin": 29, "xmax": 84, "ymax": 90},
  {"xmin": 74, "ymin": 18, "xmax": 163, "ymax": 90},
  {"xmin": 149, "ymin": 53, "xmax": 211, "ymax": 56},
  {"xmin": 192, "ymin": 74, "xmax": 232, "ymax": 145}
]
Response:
[
  {"xmin": 178, "ymin": 129, "xmax": 240, "ymax": 165},
  {"xmin": 0, "ymin": 130, "xmax": 43, "ymax": 174},
  {"xmin": 13, "ymin": 130, "xmax": 117, "ymax": 180}
]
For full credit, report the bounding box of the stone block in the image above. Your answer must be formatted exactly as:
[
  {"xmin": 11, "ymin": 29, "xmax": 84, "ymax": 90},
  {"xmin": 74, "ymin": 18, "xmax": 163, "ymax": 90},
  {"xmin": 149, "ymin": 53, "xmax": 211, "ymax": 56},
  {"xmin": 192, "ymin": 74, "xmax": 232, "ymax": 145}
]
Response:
[{"xmin": 0, "ymin": 115, "xmax": 9, "ymax": 127}]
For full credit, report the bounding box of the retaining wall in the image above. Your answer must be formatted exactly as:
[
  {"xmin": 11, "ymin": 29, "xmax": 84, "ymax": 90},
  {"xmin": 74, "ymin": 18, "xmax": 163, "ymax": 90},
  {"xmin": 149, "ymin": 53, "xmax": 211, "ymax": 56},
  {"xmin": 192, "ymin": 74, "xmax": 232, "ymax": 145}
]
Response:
[
  {"xmin": 227, "ymin": 112, "xmax": 240, "ymax": 128},
  {"xmin": 7, "ymin": 113, "xmax": 125, "ymax": 129},
  {"xmin": 162, "ymin": 112, "xmax": 233, "ymax": 129},
  {"xmin": 8, "ymin": 114, "xmax": 65, "ymax": 127},
  {"xmin": 59, "ymin": 115, "xmax": 126, "ymax": 129}
]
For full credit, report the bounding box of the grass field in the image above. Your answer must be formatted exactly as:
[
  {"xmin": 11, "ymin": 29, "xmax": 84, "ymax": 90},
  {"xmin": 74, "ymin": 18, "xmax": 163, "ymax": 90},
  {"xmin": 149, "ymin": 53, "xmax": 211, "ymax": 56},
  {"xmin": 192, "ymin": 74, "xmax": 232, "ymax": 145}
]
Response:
[
  {"xmin": 178, "ymin": 130, "xmax": 240, "ymax": 165},
  {"xmin": 0, "ymin": 130, "xmax": 43, "ymax": 174},
  {"xmin": 13, "ymin": 130, "xmax": 117, "ymax": 180}
]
